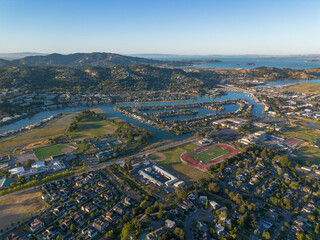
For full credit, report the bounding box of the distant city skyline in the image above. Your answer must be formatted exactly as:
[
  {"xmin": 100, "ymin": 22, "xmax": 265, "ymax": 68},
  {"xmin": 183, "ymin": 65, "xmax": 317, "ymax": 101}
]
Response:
[{"xmin": 1, "ymin": 0, "xmax": 320, "ymax": 55}]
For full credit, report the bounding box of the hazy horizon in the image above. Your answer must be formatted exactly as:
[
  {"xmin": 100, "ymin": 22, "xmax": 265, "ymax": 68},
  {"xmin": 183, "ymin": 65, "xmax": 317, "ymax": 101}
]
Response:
[
  {"xmin": 1, "ymin": 0, "xmax": 320, "ymax": 55},
  {"xmin": 1, "ymin": 52, "xmax": 320, "ymax": 57}
]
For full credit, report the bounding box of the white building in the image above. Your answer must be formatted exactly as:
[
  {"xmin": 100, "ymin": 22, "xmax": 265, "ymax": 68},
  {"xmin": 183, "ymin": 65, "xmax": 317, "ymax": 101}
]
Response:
[
  {"xmin": 174, "ymin": 181, "xmax": 186, "ymax": 188},
  {"xmin": 165, "ymin": 219, "xmax": 176, "ymax": 229},
  {"xmin": 153, "ymin": 165, "xmax": 178, "ymax": 186},
  {"xmin": 9, "ymin": 167, "xmax": 25, "ymax": 175},
  {"xmin": 301, "ymin": 166, "xmax": 312, "ymax": 172},
  {"xmin": 31, "ymin": 161, "xmax": 46, "ymax": 168},
  {"xmin": 139, "ymin": 170, "xmax": 163, "ymax": 186},
  {"xmin": 209, "ymin": 200, "xmax": 220, "ymax": 209}
]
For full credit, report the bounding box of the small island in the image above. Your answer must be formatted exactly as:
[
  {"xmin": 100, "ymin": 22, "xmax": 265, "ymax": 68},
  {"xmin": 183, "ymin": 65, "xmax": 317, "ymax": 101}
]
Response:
[
  {"xmin": 305, "ymin": 59, "xmax": 320, "ymax": 62},
  {"xmin": 165, "ymin": 59, "xmax": 222, "ymax": 67}
]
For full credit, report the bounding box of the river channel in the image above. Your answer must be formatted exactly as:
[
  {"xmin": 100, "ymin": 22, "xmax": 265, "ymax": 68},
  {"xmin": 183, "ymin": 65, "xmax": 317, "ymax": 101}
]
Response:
[
  {"xmin": 4, "ymin": 76, "xmax": 320, "ymax": 141},
  {"xmin": 3, "ymin": 77, "xmax": 320, "ymax": 139},
  {"xmin": 0, "ymin": 91, "xmax": 270, "ymax": 142}
]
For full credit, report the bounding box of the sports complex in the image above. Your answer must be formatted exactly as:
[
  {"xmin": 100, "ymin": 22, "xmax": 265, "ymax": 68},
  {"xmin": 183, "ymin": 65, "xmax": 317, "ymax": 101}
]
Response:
[{"xmin": 181, "ymin": 144, "xmax": 239, "ymax": 170}]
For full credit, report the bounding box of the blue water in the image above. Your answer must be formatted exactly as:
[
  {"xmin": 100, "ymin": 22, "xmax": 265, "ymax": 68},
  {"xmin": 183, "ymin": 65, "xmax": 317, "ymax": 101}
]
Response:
[
  {"xmin": 170, "ymin": 57, "xmax": 320, "ymax": 69},
  {"xmin": 140, "ymin": 233, "xmax": 147, "ymax": 239},
  {"xmin": 304, "ymin": 122, "xmax": 320, "ymax": 129},
  {"xmin": 256, "ymin": 78, "xmax": 320, "ymax": 87},
  {"xmin": 6, "ymin": 74, "xmax": 317, "ymax": 139},
  {"xmin": 0, "ymin": 91, "xmax": 268, "ymax": 140}
]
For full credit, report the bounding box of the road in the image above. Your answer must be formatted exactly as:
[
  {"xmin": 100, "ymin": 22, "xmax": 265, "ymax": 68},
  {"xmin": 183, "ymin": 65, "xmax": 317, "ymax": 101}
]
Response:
[
  {"xmin": 86, "ymin": 136, "xmax": 197, "ymax": 171},
  {"xmin": 1, "ymin": 137, "xmax": 196, "ymax": 200},
  {"xmin": 0, "ymin": 137, "xmax": 196, "ymax": 237},
  {"xmin": 184, "ymin": 209, "xmax": 216, "ymax": 240}
]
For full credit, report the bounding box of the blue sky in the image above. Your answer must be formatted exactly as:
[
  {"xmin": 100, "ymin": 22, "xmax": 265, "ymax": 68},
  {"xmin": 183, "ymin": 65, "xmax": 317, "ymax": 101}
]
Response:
[{"xmin": 1, "ymin": 0, "xmax": 320, "ymax": 55}]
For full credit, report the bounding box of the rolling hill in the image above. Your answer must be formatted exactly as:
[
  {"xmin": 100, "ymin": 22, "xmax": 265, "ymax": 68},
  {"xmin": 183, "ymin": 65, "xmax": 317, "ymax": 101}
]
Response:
[{"xmin": 0, "ymin": 52, "xmax": 221, "ymax": 68}]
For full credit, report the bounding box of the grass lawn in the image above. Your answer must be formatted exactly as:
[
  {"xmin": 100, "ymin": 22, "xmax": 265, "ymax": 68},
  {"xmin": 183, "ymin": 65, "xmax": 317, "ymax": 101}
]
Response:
[
  {"xmin": 278, "ymin": 124, "xmax": 320, "ymax": 164},
  {"xmin": 34, "ymin": 144, "xmax": 68, "ymax": 159},
  {"xmin": 0, "ymin": 188, "xmax": 48, "ymax": 230},
  {"xmin": 279, "ymin": 125, "xmax": 320, "ymax": 145},
  {"xmin": 159, "ymin": 143, "xmax": 208, "ymax": 183},
  {"xmin": 68, "ymin": 115, "xmax": 118, "ymax": 139},
  {"xmin": 188, "ymin": 145, "xmax": 233, "ymax": 164},
  {"xmin": 149, "ymin": 154, "xmax": 160, "ymax": 160},
  {"xmin": 0, "ymin": 113, "xmax": 75, "ymax": 155},
  {"xmin": 297, "ymin": 147, "xmax": 320, "ymax": 165}
]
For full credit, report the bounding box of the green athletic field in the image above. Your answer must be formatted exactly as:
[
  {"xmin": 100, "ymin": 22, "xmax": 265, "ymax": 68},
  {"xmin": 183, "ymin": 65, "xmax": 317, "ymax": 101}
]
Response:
[
  {"xmin": 188, "ymin": 145, "xmax": 233, "ymax": 164},
  {"xmin": 34, "ymin": 144, "xmax": 68, "ymax": 160}
]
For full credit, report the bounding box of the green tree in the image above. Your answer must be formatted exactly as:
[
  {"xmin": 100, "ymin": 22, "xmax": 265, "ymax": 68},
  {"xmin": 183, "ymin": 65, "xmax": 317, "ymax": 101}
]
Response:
[
  {"xmin": 174, "ymin": 227, "xmax": 185, "ymax": 240},
  {"xmin": 105, "ymin": 230, "xmax": 114, "ymax": 239},
  {"xmin": 279, "ymin": 156, "xmax": 290, "ymax": 168},
  {"xmin": 158, "ymin": 209, "xmax": 163, "ymax": 219},
  {"xmin": 262, "ymin": 231, "xmax": 271, "ymax": 239},
  {"xmin": 261, "ymin": 149, "xmax": 267, "ymax": 158},
  {"xmin": 70, "ymin": 224, "xmax": 75, "ymax": 232},
  {"xmin": 296, "ymin": 233, "xmax": 304, "ymax": 240},
  {"xmin": 239, "ymin": 212, "xmax": 248, "ymax": 227},
  {"xmin": 315, "ymin": 223, "xmax": 319, "ymax": 235},
  {"xmin": 289, "ymin": 181, "xmax": 299, "ymax": 190},
  {"xmin": 120, "ymin": 222, "xmax": 132, "ymax": 240}
]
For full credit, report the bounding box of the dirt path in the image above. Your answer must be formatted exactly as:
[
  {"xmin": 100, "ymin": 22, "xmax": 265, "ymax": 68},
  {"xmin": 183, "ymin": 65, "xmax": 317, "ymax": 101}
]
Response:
[{"xmin": 149, "ymin": 152, "xmax": 166, "ymax": 162}]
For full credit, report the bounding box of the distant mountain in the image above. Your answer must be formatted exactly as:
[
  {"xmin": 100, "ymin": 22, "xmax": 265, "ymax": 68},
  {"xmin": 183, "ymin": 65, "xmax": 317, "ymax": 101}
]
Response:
[
  {"xmin": 0, "ymin": 59, "xmax": 12, "ymax": 68},
  {"xmin": 0, "ymin": 52, "xmax": 222, "ymax": 68},
  {"xmin": 0, "ymin": 65, "xmax": 205, "ymax": 92},
  {"xmin": 0, "ymin": 52, "xmax": 45, "ymax": 60},
  {"xmin": 10, "ymin": 52, "xmax": 164, "ymax": 68}
]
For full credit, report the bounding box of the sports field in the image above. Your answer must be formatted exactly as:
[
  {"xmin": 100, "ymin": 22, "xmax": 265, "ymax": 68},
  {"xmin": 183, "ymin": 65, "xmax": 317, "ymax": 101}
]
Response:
[
  {"xmin": 181, "ymin": 144, "xmax": 239, "ymax": 170},
  {"xmin": 34, "ymin": 144, "xmax": 68, "ymax": 159},
  {"xmin": 188, "ymin": 145, "xmax": 233, "ymax": 164},
  {"xmin": 159, "ymin": 142, "xmax": 209, "ymax": 183}
]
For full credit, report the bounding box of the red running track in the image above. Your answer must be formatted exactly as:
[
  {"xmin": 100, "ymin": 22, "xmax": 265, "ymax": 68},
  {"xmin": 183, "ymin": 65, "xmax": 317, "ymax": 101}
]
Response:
[{"xmin": 181, "ymin": 144, "xmax": 239, "ymax": 171}]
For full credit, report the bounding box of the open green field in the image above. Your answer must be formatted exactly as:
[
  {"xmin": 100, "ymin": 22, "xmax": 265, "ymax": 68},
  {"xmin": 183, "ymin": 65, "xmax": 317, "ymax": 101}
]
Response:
[
  {"xmin": 278, "ymin": 124, "xmax": 320, "ymax": 164},
  {"xmin": 149, "ymin": 154, "xmax": 160, "ymax": 160},
  {"xmin": 0, "ymin": 113, "xmax": 75, "ymax": 155},
  {"xmin": 188, "ymin": 145, "xmax": 233, "ymax": 164},
  {"xmin": 68, "ymin": 115, "xmax": 118, "ymax": 139},
  {"xmin": 34, "ymin": 144, "xmax": 68, "ymax": 159},
  {"xmin": 158, "ymin": 143, "xmax": 208, "ymax": 183},
  {"xmin": 279, "ymin": 125, "xmax": 320, "ymax": 145},
  {"xmin": 298, "ymin": 147, "xmax": 320, "ymax": 165}
]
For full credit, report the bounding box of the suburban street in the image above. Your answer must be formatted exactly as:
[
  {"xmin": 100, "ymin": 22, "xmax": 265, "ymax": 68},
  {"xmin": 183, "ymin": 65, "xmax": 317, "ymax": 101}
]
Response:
[{"xmin": 184, "ymin": 209, "xmax": 216, "ymax": 240}]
